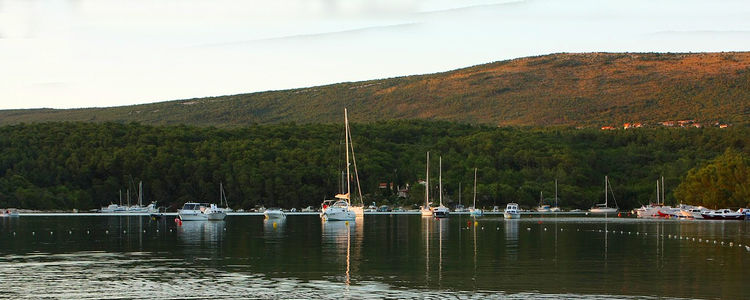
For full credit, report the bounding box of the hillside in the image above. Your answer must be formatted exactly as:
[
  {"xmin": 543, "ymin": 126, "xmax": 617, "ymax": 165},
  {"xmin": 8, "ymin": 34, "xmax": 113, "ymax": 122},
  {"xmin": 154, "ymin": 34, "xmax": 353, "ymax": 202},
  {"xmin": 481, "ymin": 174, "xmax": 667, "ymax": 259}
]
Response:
[{"xmin": 2, "ymin": 52, "xmax": 750, "ymax": 127}]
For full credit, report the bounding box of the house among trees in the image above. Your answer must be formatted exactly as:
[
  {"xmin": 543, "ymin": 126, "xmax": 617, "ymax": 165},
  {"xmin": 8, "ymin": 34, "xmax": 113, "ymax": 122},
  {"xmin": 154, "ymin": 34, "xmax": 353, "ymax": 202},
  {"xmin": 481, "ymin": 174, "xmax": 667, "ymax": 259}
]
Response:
[
  {"xmin": 623, "ymin": 122, "xmax": 643, "ymax": 129},
  {"xmin": 601, "ymin": 126, "xmax": 616, "ymax": 130}
]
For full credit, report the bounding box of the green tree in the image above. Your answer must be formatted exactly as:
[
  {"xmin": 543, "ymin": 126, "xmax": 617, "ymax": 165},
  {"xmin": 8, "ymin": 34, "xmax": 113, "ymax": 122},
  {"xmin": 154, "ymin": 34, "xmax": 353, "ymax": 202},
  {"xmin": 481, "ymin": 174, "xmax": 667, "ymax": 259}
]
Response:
[{"xmin": 674, "ymin": 148, "xmax": 750, "ymax": 208}]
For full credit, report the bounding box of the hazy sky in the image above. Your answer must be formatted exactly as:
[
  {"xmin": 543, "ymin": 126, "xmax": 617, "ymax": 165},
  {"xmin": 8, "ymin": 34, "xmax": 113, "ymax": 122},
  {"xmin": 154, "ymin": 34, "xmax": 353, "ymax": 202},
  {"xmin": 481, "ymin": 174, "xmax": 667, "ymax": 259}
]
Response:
[{"xmin": 1, "ymin": 0, "xmax": 749, "ymax": 109}]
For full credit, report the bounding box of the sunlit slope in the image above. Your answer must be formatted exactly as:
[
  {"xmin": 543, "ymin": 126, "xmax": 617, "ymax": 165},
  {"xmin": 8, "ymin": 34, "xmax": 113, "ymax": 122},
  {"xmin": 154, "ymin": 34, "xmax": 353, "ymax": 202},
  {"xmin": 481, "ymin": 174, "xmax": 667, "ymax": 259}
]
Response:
[{"xmin": 2, "ymin": 52, "xmax": 749, "ymax": 126}]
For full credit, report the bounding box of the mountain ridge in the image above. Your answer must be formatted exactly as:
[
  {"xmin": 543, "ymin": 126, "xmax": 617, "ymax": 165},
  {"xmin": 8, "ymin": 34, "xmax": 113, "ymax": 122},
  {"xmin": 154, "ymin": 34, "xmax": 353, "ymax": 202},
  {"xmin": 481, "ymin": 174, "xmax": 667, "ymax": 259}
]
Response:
[{"xmin": 2, "ymin": 52, "xmax": 750, "ymax": 127}]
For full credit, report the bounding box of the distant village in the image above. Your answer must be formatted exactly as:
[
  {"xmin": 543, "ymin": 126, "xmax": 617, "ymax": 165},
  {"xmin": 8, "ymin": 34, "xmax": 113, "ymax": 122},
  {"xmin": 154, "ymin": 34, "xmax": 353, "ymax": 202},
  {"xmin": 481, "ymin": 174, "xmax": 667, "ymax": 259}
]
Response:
[{"xmin": 600, "ymin": 120, "xmax": 730, "ymax": 130}]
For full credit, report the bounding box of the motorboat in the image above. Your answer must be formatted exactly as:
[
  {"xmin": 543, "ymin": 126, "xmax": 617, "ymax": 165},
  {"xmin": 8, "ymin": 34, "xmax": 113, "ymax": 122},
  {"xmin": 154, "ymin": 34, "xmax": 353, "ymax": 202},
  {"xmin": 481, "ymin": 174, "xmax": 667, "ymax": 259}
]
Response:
[
  {"xmin": 701, "ymin": 209, "xmax": 745, "ymax": 220},
  {"xmin": 100, "ymin": 204, "xmax": 127, "ymax": 213},
  {"xmin": 264, "ymin": 207, "xmax": 286, "ymax": 219},
  {"xmin": 178, "ymin": 202, "xmax": 226, "ymax": 221},
  {"xmin": 433, "ymin": 205, "xmax": 449, "ymax": 218},
  {"xmin": 504, "ymin": 203, "xmax": 520, "ymax": 219},
  {"xmin": 321, "ymin": 200, "xmax": 356, "ymax": 221},
  {"xmin": 589, "ymin": 175, "xmax": 618, "ymax": 213},
  {"xmin": 536, "ymin": 204, "xmax": 551, "ymax": 212},
  {"xmin": 1, "ymin": 208, "xmax": 19, "ymax": 217}
]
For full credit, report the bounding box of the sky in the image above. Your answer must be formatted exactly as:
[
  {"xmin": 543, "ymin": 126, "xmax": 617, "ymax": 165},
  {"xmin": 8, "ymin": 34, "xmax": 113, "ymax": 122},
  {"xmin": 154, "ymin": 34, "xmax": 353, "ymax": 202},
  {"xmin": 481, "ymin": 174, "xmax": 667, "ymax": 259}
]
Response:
[{"xmin": 1, "ymin": 0, "xmax": 749, "ymax": 109}]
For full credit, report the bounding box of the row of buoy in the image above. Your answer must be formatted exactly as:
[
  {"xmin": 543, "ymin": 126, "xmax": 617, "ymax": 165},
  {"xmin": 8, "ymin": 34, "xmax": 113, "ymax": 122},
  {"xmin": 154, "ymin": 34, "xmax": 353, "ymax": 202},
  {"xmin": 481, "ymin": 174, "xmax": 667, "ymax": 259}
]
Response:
[{"xmin": 6, "ymin": 228, "xmax": 180, "ymax": 236}]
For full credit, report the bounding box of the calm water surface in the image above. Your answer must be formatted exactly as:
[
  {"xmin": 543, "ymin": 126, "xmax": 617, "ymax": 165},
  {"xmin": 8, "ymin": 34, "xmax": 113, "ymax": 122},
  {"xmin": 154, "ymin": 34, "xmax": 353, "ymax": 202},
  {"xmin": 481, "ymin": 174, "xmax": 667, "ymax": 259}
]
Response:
[{"xmin": 1, "ymin": 214, "xmax": 748, "ymax": 299}]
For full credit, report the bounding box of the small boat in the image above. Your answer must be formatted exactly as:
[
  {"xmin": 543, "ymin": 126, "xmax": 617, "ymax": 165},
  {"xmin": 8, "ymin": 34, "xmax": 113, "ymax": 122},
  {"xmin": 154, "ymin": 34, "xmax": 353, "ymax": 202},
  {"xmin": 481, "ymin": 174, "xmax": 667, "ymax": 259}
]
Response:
[
  {"xmin": 432, "ymin": 156, "xmax": 449, "ymax": 218},
  {"xmin": 1, "ymin": 208, "xmax": 19, "ymax": 217},
  {"xmin": 468, "ymin": 168, "xmax": 483, "ymax": 216},
  {"xmin": 264, "ymin": 207, "xmax": 286, "ymax": 219},
  {"xmin": 503, "ymin": 203, "xmax": 520, "ymax": 219},
  {"xmin": 536, "ymin": 191, "xmax": 550, "ymax": 212},
  {"xmin": 321, "ymin": 200, "xmax": 356, "ymax": 221},
  {"xmin": 738, "ymin": 208, "xmax": 750, "ymax": 219},
  {"xmin": 589, "ymin": 175, "xmax": 618, "ymax": 213},
  {"xmin": 420, "ymin": 152, "xmax": 433, "ymax": 217},
  {"xmin": 100, "ymin": 203, "xmax": 127, "ymax": 213},
  {"xmin": 701, "ymin": 209, "xmax": 745, "ymax": 220},
  {"xmin": 550, "ymin": 180, "xmax": 561, "ymax": 212},
  {"xmin": 178, "ymin": 202, "xmax": 226, "ymax": 221}
]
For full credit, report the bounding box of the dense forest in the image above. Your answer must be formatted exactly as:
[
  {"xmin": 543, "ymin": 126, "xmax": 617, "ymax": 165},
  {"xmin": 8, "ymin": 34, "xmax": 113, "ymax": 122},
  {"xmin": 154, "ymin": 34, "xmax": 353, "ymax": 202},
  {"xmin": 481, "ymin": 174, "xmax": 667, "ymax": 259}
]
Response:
[
  {"xmin": 1, "ymin": 121, "xmax": 748, "ymax": 211},
  {"xmin": 1, "ymin": 52, "xmax": 750, "ymax": 127}
]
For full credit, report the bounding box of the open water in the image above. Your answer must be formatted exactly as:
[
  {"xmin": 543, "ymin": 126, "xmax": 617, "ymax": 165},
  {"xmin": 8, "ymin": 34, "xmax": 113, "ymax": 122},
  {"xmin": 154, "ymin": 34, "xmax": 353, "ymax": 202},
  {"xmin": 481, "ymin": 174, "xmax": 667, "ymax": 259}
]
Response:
[{"xmin": 1, "ymin": 214, "xmax": 748, "ymax": 299}]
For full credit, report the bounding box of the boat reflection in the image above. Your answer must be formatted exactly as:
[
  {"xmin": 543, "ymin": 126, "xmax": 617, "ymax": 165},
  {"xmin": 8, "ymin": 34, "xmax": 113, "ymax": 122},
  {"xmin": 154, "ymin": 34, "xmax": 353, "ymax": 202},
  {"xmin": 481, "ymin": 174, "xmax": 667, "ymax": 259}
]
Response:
[
  {"xmin": 321, "ymin": 220, "xmax": 360, "ymax": 286},
  {"xmin": 263, "ymin": 218, "xmax": 287, "ymax": 240},
  {"xmin": 421, "ymin": 217, "xmax": 449, "ymax": 288},
  {"xmin": 505, "ymin": 218, "xmax": 519, "ymax": 261},
  {"xmin": 176, "ymin": 220, "xmax": 225, "ymax": 245}
]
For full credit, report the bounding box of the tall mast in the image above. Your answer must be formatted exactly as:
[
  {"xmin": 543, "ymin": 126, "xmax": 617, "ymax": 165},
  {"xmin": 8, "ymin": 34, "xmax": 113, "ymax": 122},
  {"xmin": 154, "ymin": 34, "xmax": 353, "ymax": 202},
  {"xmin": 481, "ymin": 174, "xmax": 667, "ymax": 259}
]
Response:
[
  {"xmin": 661, "ymin": 176, "xmax": 665, "ymax": 205},
  {"xmin": 439, "ymin": 156, "xmax": 443, "ymax": 207},
  {"xmin": 344, "ymin": 108, "xmax": 351, "ymax": 205},
  {"xmin": 119, "ymin": 190, "xmax": 122, "ymax": 206},
  {"xmin": 473, "ymin": 168, "xmax": 477, "ymax": 208},
  {"xmin": 555, "ymin": 179, "xmax": 558, "ymax": 208},
  {"xmin": 604, "ymin": 175, "xmax": 608, "ymax": 207},
  {"xmin": 656, "ymin": 180, "xmax": 660, "ymax": 204},
  {"xmin": 139, "ymin": 181, "xmax": 143, "ymax": 206},
  {"xmin": 458, "ymin": 183, "xmax": 462, "ymax": 206},
  {"xmin": 425, "ymin": 152, "xmax": 430, "ymax": 208}
]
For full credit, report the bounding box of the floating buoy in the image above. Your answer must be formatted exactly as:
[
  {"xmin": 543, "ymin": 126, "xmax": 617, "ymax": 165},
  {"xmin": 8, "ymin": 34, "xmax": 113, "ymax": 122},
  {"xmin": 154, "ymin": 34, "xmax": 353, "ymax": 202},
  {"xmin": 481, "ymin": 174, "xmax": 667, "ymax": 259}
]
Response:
[
  {"xmin": 467, "ymin": 221, "xmax": 472, "ymax": 227},
  {"xmin": 123, "ymin": 230, "xmax": 127, "ymax": 234},
  {"xmin": 474, "ymin": 221, "xmax": 478, "ymax": 227},
  {"xmin": 617, "ymin": 213, "xmax": 621, "ymax": 217},
  {"xmin": 537, "ymin": 221, "xmax": 543, "ymax": 224},
  {"xmin": 50, "ymin": 231, "xmax": 53, "ymax": 235},
  {"xmin": 143, "ymin": 230, "xmax": 146, "ymax": 233},
  {"xmin": 105, "ymin": 230, "xmax": 108, "ymax": 234},
  {"xmin": 543, "ymin": 228, "xmax": 547, "ymax": 231},
  {"xmin": 481, "ymin": 227, "xmax": 485, "ymax": 230},
  {"xmin": 720, "ymin": 241, "xmax": 724, "ymax": 245},
  {"xmin": 13, "ymin": 232, "xmax": 16, "ymax": 236},
  {"xmin": 745, "ymin": 246, "xmax": 750, "ymax": 252},
  {"xmin": 345, "ymin": 221, "xmax": 349, "ymax": 226},
  {"xmin": 273, "ymin": 222, "xmax": 278, "ymax": 229},
  {"xmin": 560, "ymin": 228, "xmax": 563, "ymax": 231},
  {"xmin": 156, "ymin": 230, "xmax": 159, "ymax": 233},
  {"xmin": 169, "ymin": 229, "xmax": 172, "ymax": 232},
  {"xmin": 69, "ymin": 231, "xmax": 72, "ymax": 235},
  {"xmin": 32, "ymin": 232, "xmax": 35, "ymax": 236},
  {"xmin": 86, "ymin": 230, "xmax": 89, "ymax": 234},
  {"xmin": 496, "ymin": 227, "xmax": 500, "ymax": 230},
  {"xmin": 527, "ymin": 228, "xmax": 531, "ymax": 231}
]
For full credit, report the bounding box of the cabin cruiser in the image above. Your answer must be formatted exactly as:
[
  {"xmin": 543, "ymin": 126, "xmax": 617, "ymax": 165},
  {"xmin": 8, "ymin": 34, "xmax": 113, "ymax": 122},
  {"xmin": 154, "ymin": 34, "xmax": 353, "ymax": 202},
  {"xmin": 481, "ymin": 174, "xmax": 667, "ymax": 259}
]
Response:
[
  {"xmin": 1, "ymin": 208, "xmax": 19, "ymax": 217},
  {"xmin": 321, "ymin": 200, "xmax": 356, "ymax": 221},
  {"xmin": 504, "ymin": 203, "xmax": 520, "ymax": 219},
  {"xmin": 178, "ymin": 202, "xmax": 226, "ymax": 221},
  {"xmin": 432, "ymin": 205, "xmax": 449, "ymax": 218},
  {"xmin": 264, "ymin": 207, "xmax": 286, "ymax": 219},
  {"xmin": 701, "ymin": 209, "xmax": 745, "ymax": 220}
]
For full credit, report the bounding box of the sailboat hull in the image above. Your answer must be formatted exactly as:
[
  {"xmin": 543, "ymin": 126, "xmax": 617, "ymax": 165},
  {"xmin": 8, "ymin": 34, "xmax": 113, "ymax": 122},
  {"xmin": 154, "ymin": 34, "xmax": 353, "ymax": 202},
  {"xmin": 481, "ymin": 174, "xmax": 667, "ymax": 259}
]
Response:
[{"xmin": 589, "ymin": 207, "xmax": 618, "ymax": 213}]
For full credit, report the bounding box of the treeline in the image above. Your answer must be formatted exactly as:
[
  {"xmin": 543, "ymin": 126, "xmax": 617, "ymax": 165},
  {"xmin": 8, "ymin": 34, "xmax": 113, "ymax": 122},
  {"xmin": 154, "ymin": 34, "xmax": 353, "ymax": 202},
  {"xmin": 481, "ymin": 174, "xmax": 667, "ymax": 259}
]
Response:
[{"xmin": 0, "ymin": 121, "xmax": 748, "ymax": 211}]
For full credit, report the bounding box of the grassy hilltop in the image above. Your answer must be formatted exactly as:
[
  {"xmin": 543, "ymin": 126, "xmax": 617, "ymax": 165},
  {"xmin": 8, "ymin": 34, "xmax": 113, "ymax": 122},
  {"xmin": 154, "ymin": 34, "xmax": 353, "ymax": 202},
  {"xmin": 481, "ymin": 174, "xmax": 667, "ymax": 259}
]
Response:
[{"xmin": 2, "ymin": 52, "xmax": 750, "ymax": 127}]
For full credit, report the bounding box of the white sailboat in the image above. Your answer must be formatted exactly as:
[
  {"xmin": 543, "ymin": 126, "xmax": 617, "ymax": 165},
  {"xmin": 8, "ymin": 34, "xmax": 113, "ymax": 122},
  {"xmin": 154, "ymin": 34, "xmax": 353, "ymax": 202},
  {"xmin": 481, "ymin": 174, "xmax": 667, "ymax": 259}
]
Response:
[
  {"xmin": 589, "ymin": 175, "xmax": 618, "ymax": 213},
  {"xmin": 321, "ymin": 108, "xmax": 359, "ymax": 222},
  {"xmin": 550, "ymin": 180, "xmax": 561, "ymax": 212},
  {"xmin": 420, "ymin": 152, "xmax": 433, "ymax": 217},
  {"xmin": 469, "ymin": 168, "xmax": 483, "ymax": 216},
  {"xmin": 536, "ymin": 191, "xmax": 551, "ymax": 212},
  {"xmin": 432, "ymin": 156, "xmax": 449, "ymax": 218}
]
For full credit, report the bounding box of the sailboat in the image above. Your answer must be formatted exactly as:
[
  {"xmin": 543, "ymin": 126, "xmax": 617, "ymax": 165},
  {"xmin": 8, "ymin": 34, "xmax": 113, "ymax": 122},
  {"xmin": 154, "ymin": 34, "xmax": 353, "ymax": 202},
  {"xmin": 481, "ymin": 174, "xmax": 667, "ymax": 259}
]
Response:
[
  {"xmin": 550, "ymin": 180, "xmax": 561, "ymax": 212},
  {"xmin": 432, "ymin": 156, "xmax": 449, "ymax": 218},
  {"xmin": 321, "ymin": 108, "xmax": 359, "ymax": 221},
  {"xmin": 536, "ymin": 191, "xmax": 551, "ymax": 212},
  {"xmin": 420, "ymin": 152, "xmax": 433, "ymax": 217},
  {"xmin": 219, "ymin": 182, "xmax": 233, "ymax": 213},
  {"xmin": 589, "ymin": 175, "xmax": 618, "ymax": 213},
  {"xmin": 469, "ymin": 168, "xmax": 483, "ymax": 216}
]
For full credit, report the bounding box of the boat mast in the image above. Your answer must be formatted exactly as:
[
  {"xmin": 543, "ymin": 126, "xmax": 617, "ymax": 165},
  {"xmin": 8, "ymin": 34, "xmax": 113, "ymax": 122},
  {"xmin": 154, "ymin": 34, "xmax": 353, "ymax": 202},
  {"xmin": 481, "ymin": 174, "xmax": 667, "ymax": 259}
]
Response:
[
  {"xmin": 661, "ymin": 176, "xmax": 665, "ymax": 205},
  {"xmin": 425, "ymin": 152, "xmax": 430, "ymax": 208},
  {"xmin": 473, "ymin": 168, "xmax": 477, "ymax": 209},
  {"xmin": 119, "ymin": 190, "xmax": 122, "ymax": 206},
  {"xmin": 139, "ymin": 181, "xmax": 143, "ymax": 206},
  {"xmin": 555, "ymin": 179, "xmax": 558, "ymax": 208},
  {"xmin": 344, "ymin": 108, "xmax": 351, "ymax": 205},
  {"xmin": 439, "ymin": 156, "xmax": 443, "ymax": 207},
  {"xmin": 604, "ymin": 175, "xmax": 608, "ymax": 207},
  {"xmin": 656, "ymin": 179, "xmax": 660, "ymax": 205}
]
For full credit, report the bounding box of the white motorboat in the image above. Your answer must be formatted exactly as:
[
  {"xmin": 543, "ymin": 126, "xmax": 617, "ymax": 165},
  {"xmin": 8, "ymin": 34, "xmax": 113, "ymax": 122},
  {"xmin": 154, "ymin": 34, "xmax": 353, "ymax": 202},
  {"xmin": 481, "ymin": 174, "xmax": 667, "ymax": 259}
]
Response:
[
  {"xmin": 504, "ymin": 203, "xmax": 520, "ymax": 219},
  {"xmin": 1, "ymin": 208, "xmax": 19, "ymax": 217},
  {"xmin": 264, "ymin": 207, "xmax": 286, "ymax": 219},
  {"xmin": 590, "ymin": 175, "xmax": 618, "ymax": 213},
  {"xmin": 468, "ymin": 168, "xmax": 483, "ymax": 217},
  {"xmin": 420, "ymin": 152, "xmax": 433, "ymax": 217},
  {"xmin": 321, "ymin": 200, "xmax": 356, "ymax": 221},
  {"xmin": 701, "ymin": 209, "xmax": 745, "ymax": 220},
  {"xmin": 100, "ymin": 203, "xmax": 127, "ymax": 213},
  {"xmin": 178, "ymin": 202, "xmax": 226, "ymax": 221},
  {"xmin": 432, "ymin": 156, "xmax": 449, "ymax": 218}
]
